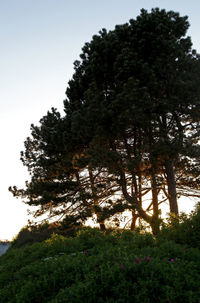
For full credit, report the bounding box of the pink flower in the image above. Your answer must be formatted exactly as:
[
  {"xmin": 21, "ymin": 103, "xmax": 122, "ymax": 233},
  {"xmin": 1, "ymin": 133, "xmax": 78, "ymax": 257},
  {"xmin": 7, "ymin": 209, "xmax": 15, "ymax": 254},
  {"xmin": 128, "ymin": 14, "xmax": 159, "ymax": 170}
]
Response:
[
  {"xmin": 170, "ymin": 258, "xmax": 175, "ymax": 262},
  {"xmin": 185, "ymin": 248, "xmax": 189, "ymax": 252},
  {"xmin": 145, "ymin": 257, "xmax": 150, "ymax": 262},
  {"xmin": 83, "ymin": 250, "xmax": 87, "ymax": 255},
  {"xmin": 136, "ymin": 258, "xmax": 141, "ymax": 264},
  {"xmin": 120, "ymin": 264, "xmax": 124, "ymax": 269}
]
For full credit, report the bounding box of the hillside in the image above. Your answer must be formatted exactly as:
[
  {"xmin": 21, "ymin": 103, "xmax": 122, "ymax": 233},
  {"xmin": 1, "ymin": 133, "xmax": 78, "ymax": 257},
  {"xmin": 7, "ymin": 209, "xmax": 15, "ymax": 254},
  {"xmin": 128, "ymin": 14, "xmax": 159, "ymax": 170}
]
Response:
[{"xmin": 1, "ymin": 212, "xmax": 200, "ymax": 303}]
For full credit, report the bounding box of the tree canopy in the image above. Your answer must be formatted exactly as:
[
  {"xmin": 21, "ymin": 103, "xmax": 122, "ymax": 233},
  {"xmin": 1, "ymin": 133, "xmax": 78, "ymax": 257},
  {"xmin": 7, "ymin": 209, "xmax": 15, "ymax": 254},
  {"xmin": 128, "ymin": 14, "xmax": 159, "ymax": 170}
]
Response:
[{"xmin": 9, "ymin": 8, "xmax": 200, "ymax": 234}]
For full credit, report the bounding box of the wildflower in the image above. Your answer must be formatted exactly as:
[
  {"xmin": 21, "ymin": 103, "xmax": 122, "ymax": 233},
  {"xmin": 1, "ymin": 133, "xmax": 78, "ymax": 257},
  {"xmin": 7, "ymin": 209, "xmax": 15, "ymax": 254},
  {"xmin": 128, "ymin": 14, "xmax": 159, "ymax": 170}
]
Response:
[
  {"xmin": 136, "ymin": 258, "xmax": 141, "ymax": 264},
  {"xmin": 145, "ymin": 257, "xmax": 150, "ymax": 262},
  {"xmin": 120, "ymin": 263, "xmax": 124, "ymax": 269},
  {"xmin": 185, "ymin": 248, "xmax": 189, "ymax": 252},
  {"xmin": 83, "ymin": 250, "xmax": 87, "ymax": 254},
  {"xmin": 170, "ymin": 258, "xmax": 175, "ymax": 262}
]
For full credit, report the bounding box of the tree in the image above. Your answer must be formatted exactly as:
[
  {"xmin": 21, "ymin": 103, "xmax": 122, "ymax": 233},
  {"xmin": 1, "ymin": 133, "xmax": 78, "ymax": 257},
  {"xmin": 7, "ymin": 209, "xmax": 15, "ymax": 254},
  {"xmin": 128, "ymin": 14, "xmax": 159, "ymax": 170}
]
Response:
[
  {"xmin": 10, "ymin": 8, "xmax": 200, "ymax": 234},
  {"xmin": 64, "ymin": 8, "xmax": 200, "ymax": 233},
  {"xmin": 9, "ymin": 108, "xmax": 90, "ymax": 228},
  {"xmin": 9, "ymin": 108, "xmax": 122, "ymax": 230}
]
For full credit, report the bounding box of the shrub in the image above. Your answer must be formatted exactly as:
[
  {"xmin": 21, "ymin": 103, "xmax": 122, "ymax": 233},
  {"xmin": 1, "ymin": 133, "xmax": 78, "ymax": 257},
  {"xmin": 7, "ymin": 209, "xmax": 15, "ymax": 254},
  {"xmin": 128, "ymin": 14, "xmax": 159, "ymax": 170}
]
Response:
[
  {"xmin": 11, "ymin": 224, "xmax": 53, "ymax": 248},
  {"xmin": 11, "ymin": 221, "xmax": 82, "ymax": 248},
  {"xmin": 159, "ymin": 202, "xmax": 200, "ymax": 249},
  {"xmin": 1, "ymin": 226, "xmax": 200, "ymax": 303}
]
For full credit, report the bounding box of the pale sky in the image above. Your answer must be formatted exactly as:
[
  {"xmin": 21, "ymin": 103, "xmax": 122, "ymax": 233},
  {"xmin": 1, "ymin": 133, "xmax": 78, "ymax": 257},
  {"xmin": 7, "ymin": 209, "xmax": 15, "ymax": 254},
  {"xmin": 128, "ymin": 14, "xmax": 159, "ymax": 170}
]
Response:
[{"xmin": 0, "ymin": 0, "xmax": 199, "ymax": 240}]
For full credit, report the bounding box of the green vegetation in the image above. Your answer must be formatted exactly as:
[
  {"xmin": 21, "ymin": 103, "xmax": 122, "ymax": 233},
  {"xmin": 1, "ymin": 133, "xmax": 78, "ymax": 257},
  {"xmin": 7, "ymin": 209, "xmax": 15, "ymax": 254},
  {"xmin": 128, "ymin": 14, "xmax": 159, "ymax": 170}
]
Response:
[
  {"xmin": 1, "ymin": 206, "xmax": 200, "ymax": 302},
  {"xmin": 4, "ymin": 8, "xmax": 200, "ymax": 302},
  {"xmin": 9, "ymin": 8, "xmax": 200, "ymax": 235}
]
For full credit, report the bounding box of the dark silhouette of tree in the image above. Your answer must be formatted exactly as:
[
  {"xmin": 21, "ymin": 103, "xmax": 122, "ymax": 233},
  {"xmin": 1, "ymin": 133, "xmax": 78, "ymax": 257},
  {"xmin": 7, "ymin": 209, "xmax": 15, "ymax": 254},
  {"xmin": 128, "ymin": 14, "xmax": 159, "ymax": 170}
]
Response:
[
  {"xmin": 9, "ymin": 109, "xmax": 122, "ymax": 230},
  {"xmin": 10, "ymin": 8, "xmax": 200, "ymax": 234},
  {"xmin": 63, "ymin": 8, "xmax": 200, "ymax": 233}
]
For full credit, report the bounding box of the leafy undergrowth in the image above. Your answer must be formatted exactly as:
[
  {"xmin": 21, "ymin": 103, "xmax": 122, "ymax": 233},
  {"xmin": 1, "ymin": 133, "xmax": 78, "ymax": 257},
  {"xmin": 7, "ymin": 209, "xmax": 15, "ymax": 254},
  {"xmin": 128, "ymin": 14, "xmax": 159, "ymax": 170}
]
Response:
[{"xmin": 0, "ymin": 227, "xmax": 200, "ymax": 303}]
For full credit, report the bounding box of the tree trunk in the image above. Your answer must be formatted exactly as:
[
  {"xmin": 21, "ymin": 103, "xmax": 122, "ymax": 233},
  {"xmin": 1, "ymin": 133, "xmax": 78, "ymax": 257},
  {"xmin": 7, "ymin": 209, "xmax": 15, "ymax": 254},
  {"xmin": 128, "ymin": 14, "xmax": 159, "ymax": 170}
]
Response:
[
  {"xmin": 88, "ymin": 168, "xmax": 106, "ymax": 231},
  {"xmin": 130, "ymin": 175, "xmax": 139, "ymax": 231},
  {"xmin": 130, "ymin": 210, "xmax": 138, "ymax": 230},
  {"xmin": 150, "ymin": 219, "xmax": 160, "ymax": 236},
  {"xmin": 165, "ymin": 159, "xmax": 178, "ymax": 215},
  {"xmin": 119, "ymin": 166, "xmax": 153, "ymax": 225},
  {"xmin": 150, "ymin": 167, "xmax": 159, "ymax": 216},
  {"xmin": 99, "ymin": 221, "xmax": 106, "ymax": 231},
  {"xmin": 150, "ymin": 166, "xmax": 160, "ymax": 234},
  {"xmin": 96, "ymin": 211, "xmax": 106, "ymax": 231}
]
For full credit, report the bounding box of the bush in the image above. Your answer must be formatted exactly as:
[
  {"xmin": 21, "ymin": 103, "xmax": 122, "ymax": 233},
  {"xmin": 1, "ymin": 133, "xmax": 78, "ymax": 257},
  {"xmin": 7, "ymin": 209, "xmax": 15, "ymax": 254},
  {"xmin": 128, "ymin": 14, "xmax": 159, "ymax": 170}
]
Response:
[
  {"xmin": 159, "ymin": 202, "xmax": 200, "ymax": 249},
  {"xmin": 11, "ymin": 222, "xmax": 82, "ymax": 248},
  {"xmin": 1, "ymin": 226, "xmax": 200, "ymax": 303},
  {"xmin": 11, "ymin": 223, "xmax": 53, "ymax": 248}
]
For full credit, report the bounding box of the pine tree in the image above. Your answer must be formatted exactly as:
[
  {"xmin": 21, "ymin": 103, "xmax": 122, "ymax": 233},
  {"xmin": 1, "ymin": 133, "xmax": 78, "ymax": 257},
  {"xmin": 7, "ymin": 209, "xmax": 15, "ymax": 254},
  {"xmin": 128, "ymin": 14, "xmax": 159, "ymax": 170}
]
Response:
[
  {"xmin": 10, "ymin": 8, "xmax": 200, "ymax": 234},
  {"xmin": 64, "ymin": 8, "xmax": 200, "ymax": 233}
]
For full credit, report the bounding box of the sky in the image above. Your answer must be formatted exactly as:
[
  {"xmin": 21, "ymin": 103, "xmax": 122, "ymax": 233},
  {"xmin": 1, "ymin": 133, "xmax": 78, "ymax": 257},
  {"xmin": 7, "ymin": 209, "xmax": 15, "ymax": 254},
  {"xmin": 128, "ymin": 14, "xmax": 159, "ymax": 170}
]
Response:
[{"xmin": 0, "ymin": 0, "xmax": 200, "ymax": 240}]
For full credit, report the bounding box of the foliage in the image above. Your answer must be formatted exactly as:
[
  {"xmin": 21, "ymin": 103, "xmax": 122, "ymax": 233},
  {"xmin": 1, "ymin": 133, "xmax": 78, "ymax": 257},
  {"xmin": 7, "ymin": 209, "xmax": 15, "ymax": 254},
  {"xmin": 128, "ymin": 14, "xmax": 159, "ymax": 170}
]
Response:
[
  {"xmin": 159, "ymin": 202, "xmax": 200, "ymax": 249},
  {"xmin": 1, "ymin": 223, "xmax": 200, "ymax": 302},
  {"xmin": 64, "ymin": 7, "xmax": 200, "ymax": 228},
  {"xmin": 9, "ymin": 8, "xmax": 200, "ymax": 234},
  {"xmin": 3, "ymin": 7, "xmax": 200, "ymax": 302},
  {"xmin": 11, "ymin": 221, "xmax": 81, "ymax": 248},
  {"xmin": 11, "ymin": 223, "xmax": 52, "ymax": 248}
]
